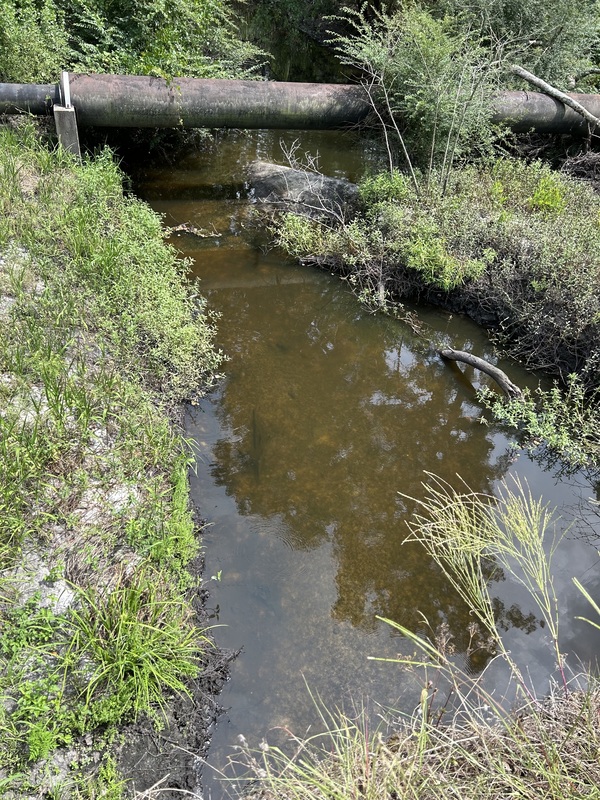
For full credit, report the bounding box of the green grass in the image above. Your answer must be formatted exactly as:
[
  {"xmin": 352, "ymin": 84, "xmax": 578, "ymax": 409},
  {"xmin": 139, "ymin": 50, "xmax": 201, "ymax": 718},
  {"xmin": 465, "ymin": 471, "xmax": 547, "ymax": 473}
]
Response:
[
  {"xmin": 0, "ymin": 119, "xmax": 220, "ymax": 794},
  {"xmin": 69, "ymin": 568, "xmax": 207, "ymax": 725}
]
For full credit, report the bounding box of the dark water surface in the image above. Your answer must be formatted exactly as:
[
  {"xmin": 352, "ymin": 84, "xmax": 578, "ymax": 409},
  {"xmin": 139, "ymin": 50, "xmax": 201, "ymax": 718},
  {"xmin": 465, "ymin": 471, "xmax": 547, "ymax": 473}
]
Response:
[{"xmin": 136, "ymin": 130, "xmax": 600, "ymax": 798}]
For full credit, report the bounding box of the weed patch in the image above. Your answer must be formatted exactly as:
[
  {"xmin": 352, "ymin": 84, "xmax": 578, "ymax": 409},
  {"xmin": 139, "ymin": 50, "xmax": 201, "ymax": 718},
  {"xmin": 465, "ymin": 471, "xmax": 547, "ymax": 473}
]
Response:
[{"xmin": 0, "ymin": 119, "xmax": 220, "ymax": 794}]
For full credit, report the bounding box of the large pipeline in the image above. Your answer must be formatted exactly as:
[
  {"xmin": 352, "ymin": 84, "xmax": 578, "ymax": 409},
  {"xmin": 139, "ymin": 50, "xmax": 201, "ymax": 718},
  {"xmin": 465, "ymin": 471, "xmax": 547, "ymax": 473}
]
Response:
[
  {"xmin": 2, "ymin": 73, "xmax": 600, "ymax": 133},
  {"xmin": 0, "ymin": 82, "xmax": 60, "ymax": 115},
  {"xmin": 0, "ymin": 74, "xmax": 371, "ymax": 130},
  {"xmin": 491, "ymin": 90, "xmax": 600, "ymax": 134}
]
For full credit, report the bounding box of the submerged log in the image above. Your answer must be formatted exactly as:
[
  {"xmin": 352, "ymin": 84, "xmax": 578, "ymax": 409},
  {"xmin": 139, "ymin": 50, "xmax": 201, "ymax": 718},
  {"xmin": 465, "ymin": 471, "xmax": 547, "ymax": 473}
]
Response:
[{"xmin": 438, "ymin": 348, "xmax": 522, "ymax": 399}]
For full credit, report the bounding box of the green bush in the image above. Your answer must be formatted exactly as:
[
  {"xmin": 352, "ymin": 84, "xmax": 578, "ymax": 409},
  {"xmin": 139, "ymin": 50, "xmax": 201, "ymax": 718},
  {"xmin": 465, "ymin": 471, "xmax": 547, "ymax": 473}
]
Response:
[
  {"xmin": 529, "ymin": 173, "xmax": 568, "ymax": 214},
  {"xmin": 329, "ymin": 4, "xmax": 502, "ymax": 177},
  {"xmin": 404, "ymin": 222, "xmax": 487, "ymax": 291},
  {"xmin": 358, "ymin": 170, "xmax": 412, "ymax": 204},
  {"xmin": 0, "ymin": 0, "xmax": 71, "ymax": 82},
  {"xmin": 480, "ymin": 373, "xmax": 600, "ymax": 470},
  {"xmin": 0, "ymin": 0, "xmax": 263, "ymax": 83}
]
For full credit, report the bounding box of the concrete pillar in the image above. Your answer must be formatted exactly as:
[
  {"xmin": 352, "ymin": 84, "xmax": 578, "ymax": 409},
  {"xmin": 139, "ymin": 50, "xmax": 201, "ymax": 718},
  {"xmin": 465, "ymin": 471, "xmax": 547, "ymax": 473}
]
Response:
[{"xmin": 53, "ymin": 105, "xmax": 81, "ymax": 158}]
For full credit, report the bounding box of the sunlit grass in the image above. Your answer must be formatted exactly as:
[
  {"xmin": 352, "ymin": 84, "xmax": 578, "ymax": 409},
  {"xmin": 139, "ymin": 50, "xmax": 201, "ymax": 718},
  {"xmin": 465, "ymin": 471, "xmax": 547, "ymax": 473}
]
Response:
[{"xmin": 69, "ymin": 569, "xmax": 207, "ymax": 723}]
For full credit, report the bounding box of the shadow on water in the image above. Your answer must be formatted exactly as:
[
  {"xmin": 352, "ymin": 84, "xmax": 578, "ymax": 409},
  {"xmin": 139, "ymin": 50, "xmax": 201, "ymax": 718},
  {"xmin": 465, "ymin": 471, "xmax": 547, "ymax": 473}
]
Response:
[{"xmin": 134, "ymin": 130, "xmax": 600, "ymax": 798}]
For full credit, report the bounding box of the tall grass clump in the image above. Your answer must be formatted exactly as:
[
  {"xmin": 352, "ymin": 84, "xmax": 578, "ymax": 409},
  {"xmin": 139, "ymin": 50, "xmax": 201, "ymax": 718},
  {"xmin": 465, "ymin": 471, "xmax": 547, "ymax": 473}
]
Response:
[
  {"xmin": 229, "ymin": 476, "xmax": 600, "ymax": 800},
  {"xmin": 399, "ymin": 474, "xmax": 567, "ymax": 691},
  {"xmin": 69, "ymin": 569, "xmax": 206, "ymax": 725}
]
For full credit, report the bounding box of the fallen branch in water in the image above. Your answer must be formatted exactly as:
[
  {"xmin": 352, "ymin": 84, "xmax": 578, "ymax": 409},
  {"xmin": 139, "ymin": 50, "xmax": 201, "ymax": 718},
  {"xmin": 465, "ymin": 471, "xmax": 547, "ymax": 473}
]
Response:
[
  {"xmin": 438, "ymin": 348, "xmax": 522, "ymax": 399},
  {"xmin": 171, "ymin": 222, "xmax": 222, "ymax": 237}
]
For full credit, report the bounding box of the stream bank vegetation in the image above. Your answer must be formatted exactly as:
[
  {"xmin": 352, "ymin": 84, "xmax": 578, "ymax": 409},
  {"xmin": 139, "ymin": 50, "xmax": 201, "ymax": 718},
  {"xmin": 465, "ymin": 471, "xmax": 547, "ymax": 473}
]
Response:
[
  {"xmin": 276, "ymin": 159, "xmax": 600, "ymax": 470},
  {"xmin": 230, "ymin": 477, "xmax": 600, "ymax": 800},
  {"xmin": 272, "ymin": 1, "xmax": 600, "ymax": 473},
  {"xmin": 0, "ymin": 117, "xmax": 223, "ymax": 797},
  {"xmin": 0, "ymin": 0, "xmax": 264, "ymax": 82}
]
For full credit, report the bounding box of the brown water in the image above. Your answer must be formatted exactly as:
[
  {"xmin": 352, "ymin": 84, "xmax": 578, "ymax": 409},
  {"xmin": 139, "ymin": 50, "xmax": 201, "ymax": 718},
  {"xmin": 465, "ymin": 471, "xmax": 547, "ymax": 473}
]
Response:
[{"xmin": 136, "ymin": 130, "xmax": 600, "ymax": 797}]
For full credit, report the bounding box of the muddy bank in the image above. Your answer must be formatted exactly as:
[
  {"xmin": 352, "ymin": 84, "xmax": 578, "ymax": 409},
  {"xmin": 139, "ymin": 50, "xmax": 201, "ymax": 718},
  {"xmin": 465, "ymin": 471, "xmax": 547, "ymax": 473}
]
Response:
[{"xmin": 118, "ymin": 566, "xmax": 236, "ymax": 798}]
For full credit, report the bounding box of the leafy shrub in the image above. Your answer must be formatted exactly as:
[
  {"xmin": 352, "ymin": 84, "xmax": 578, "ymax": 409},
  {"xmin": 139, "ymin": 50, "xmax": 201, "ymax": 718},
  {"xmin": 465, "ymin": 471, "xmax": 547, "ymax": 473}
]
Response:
[
  {"xmin": 276, "ymin": 214, "xmax": 333, "ymax": 261},
  {"xmin": 480, "ymin": 373, "xmax": 600, "ymax": 470},
  {"xmin": 358, "ymin": 170, "xmax": 412, "ymax": 204},
  {"xmin": 329, "ymin": 4, "xmax": 502, "ymax": 178},
  {"xmin": 0, "ymin": 0, "xmax": 263, "ymax": 83},
  {"xmin": 404, "ymin": 220, "xmax": 488, "ymax": 290},
  {"xmin": 0, "ymin": 0, "xmax": 71, "ymax": 82},
  {"xmin": 529, "ymin": 174, "xmax": 567, "ymax": 214}
]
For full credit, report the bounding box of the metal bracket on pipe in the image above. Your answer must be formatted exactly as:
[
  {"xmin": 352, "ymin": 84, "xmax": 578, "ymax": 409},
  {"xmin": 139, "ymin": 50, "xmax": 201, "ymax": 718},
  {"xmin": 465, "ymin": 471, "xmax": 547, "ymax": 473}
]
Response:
[
  {"xmin": 54, "ymin": 71, "xmax": 81, "ymax": 158},
  {"xmin": 59, "ymin": 71, "xmax": 72, "ymax": 108}
]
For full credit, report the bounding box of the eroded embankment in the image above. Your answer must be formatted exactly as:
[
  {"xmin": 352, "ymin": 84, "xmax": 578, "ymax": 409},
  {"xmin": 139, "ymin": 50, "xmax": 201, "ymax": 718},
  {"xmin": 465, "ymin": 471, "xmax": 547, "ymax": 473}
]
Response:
[{"xmin": 0, "ymin": 117, "xmax": 226, "ymax": 798}]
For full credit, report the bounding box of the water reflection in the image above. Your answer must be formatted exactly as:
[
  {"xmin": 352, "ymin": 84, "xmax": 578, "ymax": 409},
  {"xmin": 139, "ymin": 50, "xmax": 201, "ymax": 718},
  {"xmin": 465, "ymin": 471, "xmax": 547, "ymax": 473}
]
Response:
[
  {"xmin": 206, "ymin": 271, "xmax": 524, "ymax": 646},
  {"xmin": 134, "ymin": 130, "xmax": 600, "ymax": 797}
]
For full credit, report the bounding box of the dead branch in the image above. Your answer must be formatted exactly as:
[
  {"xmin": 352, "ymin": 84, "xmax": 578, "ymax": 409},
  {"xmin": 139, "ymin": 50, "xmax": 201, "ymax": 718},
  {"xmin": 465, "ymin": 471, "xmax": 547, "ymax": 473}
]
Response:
[
  {"xmin": 438, "ymin": 348, "xmax": 522, "ymax": 399},
  {"xmin": 171, "ymin": 222, "xmax": 221, "ymax": 238},
  {"xmin": 572, "ymin": 68, "xmax": 600, "ymax": 87},
  {"xmin": 511, "ymin": 65, "xmax": 600, "ymax": 131}
]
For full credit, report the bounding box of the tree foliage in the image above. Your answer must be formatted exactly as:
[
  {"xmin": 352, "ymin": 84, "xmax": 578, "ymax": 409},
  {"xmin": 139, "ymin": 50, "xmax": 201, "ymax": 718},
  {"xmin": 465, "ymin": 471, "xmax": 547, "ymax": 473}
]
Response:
[
  {"xmin": 329, "ymin": 4, "xmax": 502, "ymax": 177},
  {"xmin": 433, "ymin": 0, "xmax": 600, "ymax": 86},
  {"xmin": 0, "ymin": 0, "xmax": 263, "ymax": 82},
  {"xmin": 0, "ymin": 0, "xmax": 71, "ymax": 82}
]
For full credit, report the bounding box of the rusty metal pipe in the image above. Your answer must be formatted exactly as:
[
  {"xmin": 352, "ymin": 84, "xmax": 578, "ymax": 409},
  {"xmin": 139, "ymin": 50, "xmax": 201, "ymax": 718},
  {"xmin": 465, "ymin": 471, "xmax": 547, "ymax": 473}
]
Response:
[
  {"xmin": 491, "ymin": 90, "xmax": 600, "ymax": 134},
  {"xmin": 3, "ymin": 75, "xmax": 600, "ymax": 134},
  {"xmin": 0, "ymin": 82, "xmax": 59, "ymax": 115},
  {"xmin": 68, "ymin": 73, "xmax": 371, "ymax": 129}
]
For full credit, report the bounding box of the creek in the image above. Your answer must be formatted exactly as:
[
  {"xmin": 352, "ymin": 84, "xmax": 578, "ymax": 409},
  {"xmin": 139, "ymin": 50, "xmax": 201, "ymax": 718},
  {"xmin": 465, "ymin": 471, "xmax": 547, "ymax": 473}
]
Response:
[{"xmin": 135, "ymin": 128, "xmax": 600, "ymax": 798}]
